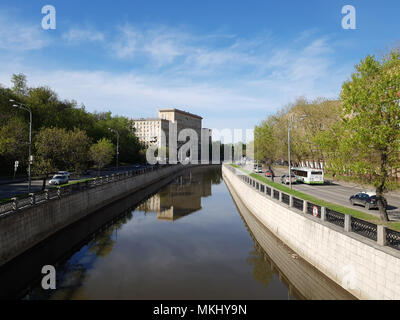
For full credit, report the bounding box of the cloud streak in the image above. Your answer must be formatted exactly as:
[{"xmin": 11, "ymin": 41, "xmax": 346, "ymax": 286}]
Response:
[{"xmin": 0, "ymin": 17, "xmax": 350, "ymax": 130}]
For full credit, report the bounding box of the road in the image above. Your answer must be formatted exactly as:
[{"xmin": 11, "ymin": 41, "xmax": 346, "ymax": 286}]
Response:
[
  {"xmin": 0, "ymin": 165, "xmax": 148, "ymax": 200},
  {"xmin": 256, "ymin": 166, "xmax": 400, "ymax": 222}
]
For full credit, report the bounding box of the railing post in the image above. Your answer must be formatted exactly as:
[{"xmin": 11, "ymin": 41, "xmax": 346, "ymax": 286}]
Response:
[
  {"xmin": 344, "ymin": 214, "xmax": 352, "ymax": 232},
  {"xmin": 11, "ymin": 197, "xmax": 18, "ymax": 211},
  {"xmin": 377, "ymin": 225, "xmax": 387, "ymax": 246},
  {"xmin": 279, "ymin": 191, "xmax": 282, "ymax": 202},
  {"xmin": 29, "ymin": 193, "xmax": 36, "ymax": 205},
  {"xmin": 303, "ymin": 200, "xmax": 308, "ymax": 214},
  {"xmin": 321, "ymin": 207, "xmax": 326, "ymax": 221},
  {"xmin": 289, "ymin": 195, "xmax": 294, "ymax": 207},
  {"xmin": 57, "ymin": 186, "xmax": 61, "ymax": 198}
]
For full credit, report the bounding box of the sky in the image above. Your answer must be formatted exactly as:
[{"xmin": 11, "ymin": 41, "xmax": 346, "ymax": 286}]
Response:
[{"xmin": 0, "ymin": 0, "xmax": 399, "ymax": 135}]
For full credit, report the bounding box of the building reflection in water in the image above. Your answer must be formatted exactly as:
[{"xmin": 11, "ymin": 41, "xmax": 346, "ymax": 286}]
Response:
[{"xmin": 137, "ymin": 170, "xmax": 213, "ymax": 221}]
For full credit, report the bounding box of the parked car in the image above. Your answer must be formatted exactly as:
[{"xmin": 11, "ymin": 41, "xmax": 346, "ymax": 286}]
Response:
[
  {"xmin": 349, "ymin": 192, "xmax": 388, "ymax": 210},
  {"xmin": 49, "ymin": 175, "xmax": 69, "ymax": 185},
  {"xmin": 280, "ymin": 174, "xmax": 297, "ymax": 185},
  {"xmin": 265, "ymin": 170, "xmax": 275, "ymax": 178},
  {"xmin": 57, "ymin": 171, "xmax": 70, "ymax": 179}
]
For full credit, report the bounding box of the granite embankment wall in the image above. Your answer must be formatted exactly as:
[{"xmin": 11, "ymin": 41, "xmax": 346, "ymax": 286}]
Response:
[
  {"xmin": 223, "ymin": 164, "xmax": 400, "ymax": 300},
  {"xmin": 0, "ymin": 164, "xmax": 197, "ymax": 266}
]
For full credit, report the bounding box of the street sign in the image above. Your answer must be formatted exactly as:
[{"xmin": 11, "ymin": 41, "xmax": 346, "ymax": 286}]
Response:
[{"xmin": 313, "ymin": 206, "xmax": 319, "ymax": 217}]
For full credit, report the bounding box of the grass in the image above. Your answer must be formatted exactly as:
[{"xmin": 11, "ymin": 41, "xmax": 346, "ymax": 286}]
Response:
[
  {"xmin": 231, "ymin": 164, "xmax": 400, "ymax": 231},
  {"xmin": 59, "ymin": 178, "xmax": 95, "ymax": 188}
]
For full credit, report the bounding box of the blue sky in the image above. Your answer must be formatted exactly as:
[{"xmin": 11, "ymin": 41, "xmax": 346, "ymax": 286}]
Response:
[{"xmin": 0, "ymin": 0, "xmax": 399, "ymax": 133}]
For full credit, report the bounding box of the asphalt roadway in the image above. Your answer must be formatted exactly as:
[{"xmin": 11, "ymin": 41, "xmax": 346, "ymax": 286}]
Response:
[
  {"xmin": 257, "ymin": 166, "xmax": 400, "ymax": 222},
  {"xmin": 0, "ymin": 165, "xmax": 146, "ymax": 200}
]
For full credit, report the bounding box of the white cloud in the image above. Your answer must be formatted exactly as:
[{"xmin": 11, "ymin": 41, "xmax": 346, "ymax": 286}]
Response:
[
  {"xmin": 0, "ymin": 19, "xmax": 351, "ymax": 131},
  {"xmin": 0, "ymin": 12, "xmax": 49, "ymax": 51},
  {"xmin": 62, "ymin": 28, "xmax": 104, "ymax": 44}
]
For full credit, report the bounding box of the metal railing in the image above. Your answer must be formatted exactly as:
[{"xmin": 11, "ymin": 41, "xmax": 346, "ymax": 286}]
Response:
[
  {"xmin": 227, "ymin": 164, "xmax": 399, "ymax": 252},
  {"xmin": 293, "ymin": 197, "xmax": 304, "ymax": 211},
  {"xmin": 0, "ymin": 164, "xmax": 173, "ymax": 218},
  {"xmin": 282, "ymin": 193, "xmax": 290, "ymax": 205},
  {"xmin": 386, "ymin": 229, "xmax": 400, "ymax": 251},
  {"xmin": 325, "ymin": 208, "xmax": 345, "ymax": 228}
]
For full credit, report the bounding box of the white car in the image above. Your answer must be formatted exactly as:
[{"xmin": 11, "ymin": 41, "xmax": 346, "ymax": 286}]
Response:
[
  {"xmin": 49, "ymin": 175, "xmax": 69, "ymax": 185},
  {"xmin": 57, "ymin": 171, "xmax": 70, "ymax": 179}
]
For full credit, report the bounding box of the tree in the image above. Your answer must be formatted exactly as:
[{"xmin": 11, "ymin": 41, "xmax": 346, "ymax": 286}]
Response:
[
  {"xmin": 0, "ymin": 118, "xmax": 29, "ymax": 162},
  {"xmin": 254, "ymin": 120, "xmax": 277, "ymax": 178},
  {"xmin": 89, "ymin": 138, "xmax": 114, "ymax": 175},
  {"xmin": 337, "ymin": 49, "xmax": 400, "ymax": 222},
  {"xmin": 33, "ymin": 127, "xmax": 92, "ymax": 188},
  {"xmin": 11, "ymin": 73, "xmax": 28, "ymax": 97}
]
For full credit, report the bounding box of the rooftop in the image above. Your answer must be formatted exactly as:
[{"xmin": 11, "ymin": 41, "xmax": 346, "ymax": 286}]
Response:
[{"xmin": 158, "ymin": 108, "xmax": 203, "ymax": 120}]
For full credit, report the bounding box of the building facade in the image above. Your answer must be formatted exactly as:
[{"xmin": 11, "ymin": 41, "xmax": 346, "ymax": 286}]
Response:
[{"xmin": 132, "ymin": 108, "xmax": 207, "ymax": 149}]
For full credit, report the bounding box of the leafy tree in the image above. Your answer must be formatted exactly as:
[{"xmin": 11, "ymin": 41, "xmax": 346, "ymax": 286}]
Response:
[
  {"xmin": 89, "ymin": 138, "xmax": 114, "ymax": 175},
  {"xmin": 255, "ymin": 119, "xmax": 277, "ymax": 176},
  {"xmin": 33, "ymin": 127, "xmax": 92, "ymax": 188},
  {"xmin": 337, "ymin": 50, "xmax": 400, "ymax": 222},
  {"xmin": 0, "ymin": 118, "xmax": 29, "ymax": 161},
  {"xmin": 11, "ymin": 73, "xmax": 28, "ymax": 97}
]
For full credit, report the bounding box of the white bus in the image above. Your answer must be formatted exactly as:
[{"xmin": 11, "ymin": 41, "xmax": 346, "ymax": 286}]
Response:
[{"xmin": 291, "ymin": 167, "xmax": 324, "ymax": 185}]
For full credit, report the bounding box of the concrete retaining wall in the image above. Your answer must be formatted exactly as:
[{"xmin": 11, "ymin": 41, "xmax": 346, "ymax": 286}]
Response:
[
  {"xmin": 0, "ymin": 165, "xmax": 193, "ymax": 267},
  {"xmin": 223, "ymin": 164, "xmax": 400, "ymax": 300}
]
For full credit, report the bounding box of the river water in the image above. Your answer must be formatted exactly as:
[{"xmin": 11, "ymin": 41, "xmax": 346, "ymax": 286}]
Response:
[{"xmin": 1, "ymin": 166, "xmax": 354, "ymax": 300}]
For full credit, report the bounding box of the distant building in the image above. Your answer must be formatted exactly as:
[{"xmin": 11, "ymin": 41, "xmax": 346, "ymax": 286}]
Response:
[
  {"xmin": 132, "ymin": 108, "xmax": 206, "ymax": 151},
  {"xmin": 132, "ymin": 118, "xmax": 170, "ymax": 148}
]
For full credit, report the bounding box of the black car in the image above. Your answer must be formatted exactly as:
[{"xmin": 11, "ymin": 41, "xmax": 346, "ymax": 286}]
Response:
[{"xmin": 349, "ymin": 192, "xmax": 388, "ymax": 210}]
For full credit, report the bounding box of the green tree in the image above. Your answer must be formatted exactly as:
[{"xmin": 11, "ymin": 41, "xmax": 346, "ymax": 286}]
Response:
[
  {"xmin": 337, "ymin": 50, "xmax": 400, "ymax": 222},
  {"xmin": 11, "ymin": 73, "xmax": 28, "ymax": 97},
  {"xmin": 89, "ymin": 138, "xmax": 114, "ymax": 175},
  {"xmin": 255, "ymin": 119, "xmax": 277, "ymax": 175},
  {"xmin": 33, "ymin": 127, "xmax": 92, "ymax": 188}
]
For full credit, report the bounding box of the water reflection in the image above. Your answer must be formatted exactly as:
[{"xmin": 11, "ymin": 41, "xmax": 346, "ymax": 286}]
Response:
[
  {"xmin": 1, "ymin": 166, "xmax": 353, "ymax": 300},
  {"xmin": 137, "ymin": 171, "xmax": 212, "ymax": 221}
]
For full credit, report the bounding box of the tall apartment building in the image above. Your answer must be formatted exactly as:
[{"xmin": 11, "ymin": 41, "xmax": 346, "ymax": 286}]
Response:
[
  {"xmin": 132, "ymin": 118, "xmax": 170, "ymax": 148},
  {"xmin": 132, "ymin": 108, "xmax": 209, "ymax": 150}
]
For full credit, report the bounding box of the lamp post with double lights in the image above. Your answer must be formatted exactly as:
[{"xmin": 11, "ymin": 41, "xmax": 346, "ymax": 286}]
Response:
[
  {"xmin": 288, "ymin": 114, "xmax": 308, "ymax": 190},
  {"xmin": 10, "ymin": 99, "xmax": 33, "ymax": 193},
  {"xmin": 108, "ymin": 128, "xmax": 120, "ymax": 171}
]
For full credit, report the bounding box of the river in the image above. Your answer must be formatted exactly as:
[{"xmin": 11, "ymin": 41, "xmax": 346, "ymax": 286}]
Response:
[{"xmin": 0, "ymin": 166, "xmax": 354, "ymax": 300}]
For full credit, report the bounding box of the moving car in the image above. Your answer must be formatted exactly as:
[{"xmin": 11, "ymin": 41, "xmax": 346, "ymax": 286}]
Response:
[
  {"xmin": 57, "ymin": 171, "xmax": 70, "ymax": 179},
  {"xmin": 280, "ymin": 174, "xmax": 297, "ymax": 185},
  {"xmin": 265, "ymin": 170, "xmax": 275, "ymax": 178},
  {"xmin": 349, "ymin": 192, "xmax": 388, "ymax": 210},
  {"xmin": 49, "ymin": 174, "xmax": 69, "ymax": 185},
  {"xmin": 253, "ymin": 163, "xmax": 263, "ymax": 173}
]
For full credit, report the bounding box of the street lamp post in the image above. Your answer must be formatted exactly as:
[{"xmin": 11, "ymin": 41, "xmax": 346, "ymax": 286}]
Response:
[
  {"xmin": 10, "ymin": 99, "xmax": 33, "ymax": 193},
  {"xmin": 288, "ymin": 114, "xmax": 308, "ymax": 190},
  {"xmin": 108, "ymin": 128, "xmax": 120, "ymax": 171}
]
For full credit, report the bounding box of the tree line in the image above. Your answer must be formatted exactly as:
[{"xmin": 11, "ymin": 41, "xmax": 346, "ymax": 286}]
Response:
[
  {"xmin": 254, "ymin": 48, "xmax": 400, "ymax": 222},
  {"xmin": 0, "ymin": 74, "xmax": 145, "ymax": 182}
]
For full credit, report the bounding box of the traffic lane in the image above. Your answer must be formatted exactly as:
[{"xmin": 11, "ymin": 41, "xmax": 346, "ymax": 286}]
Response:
[
  {"xmin": 0, "ymin": 177, "xmax": 86, "ymax": 200},
  {"xmin": 272, "ymin": 166, "xmax": 400, "ymax": 211},
  {"xmin": 256, "ymin": 171, "xmax": 400, "ymax": 220},
  {"xmin": 0, "ymin": 166, "xmax": 150, "ymax": 200}
]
